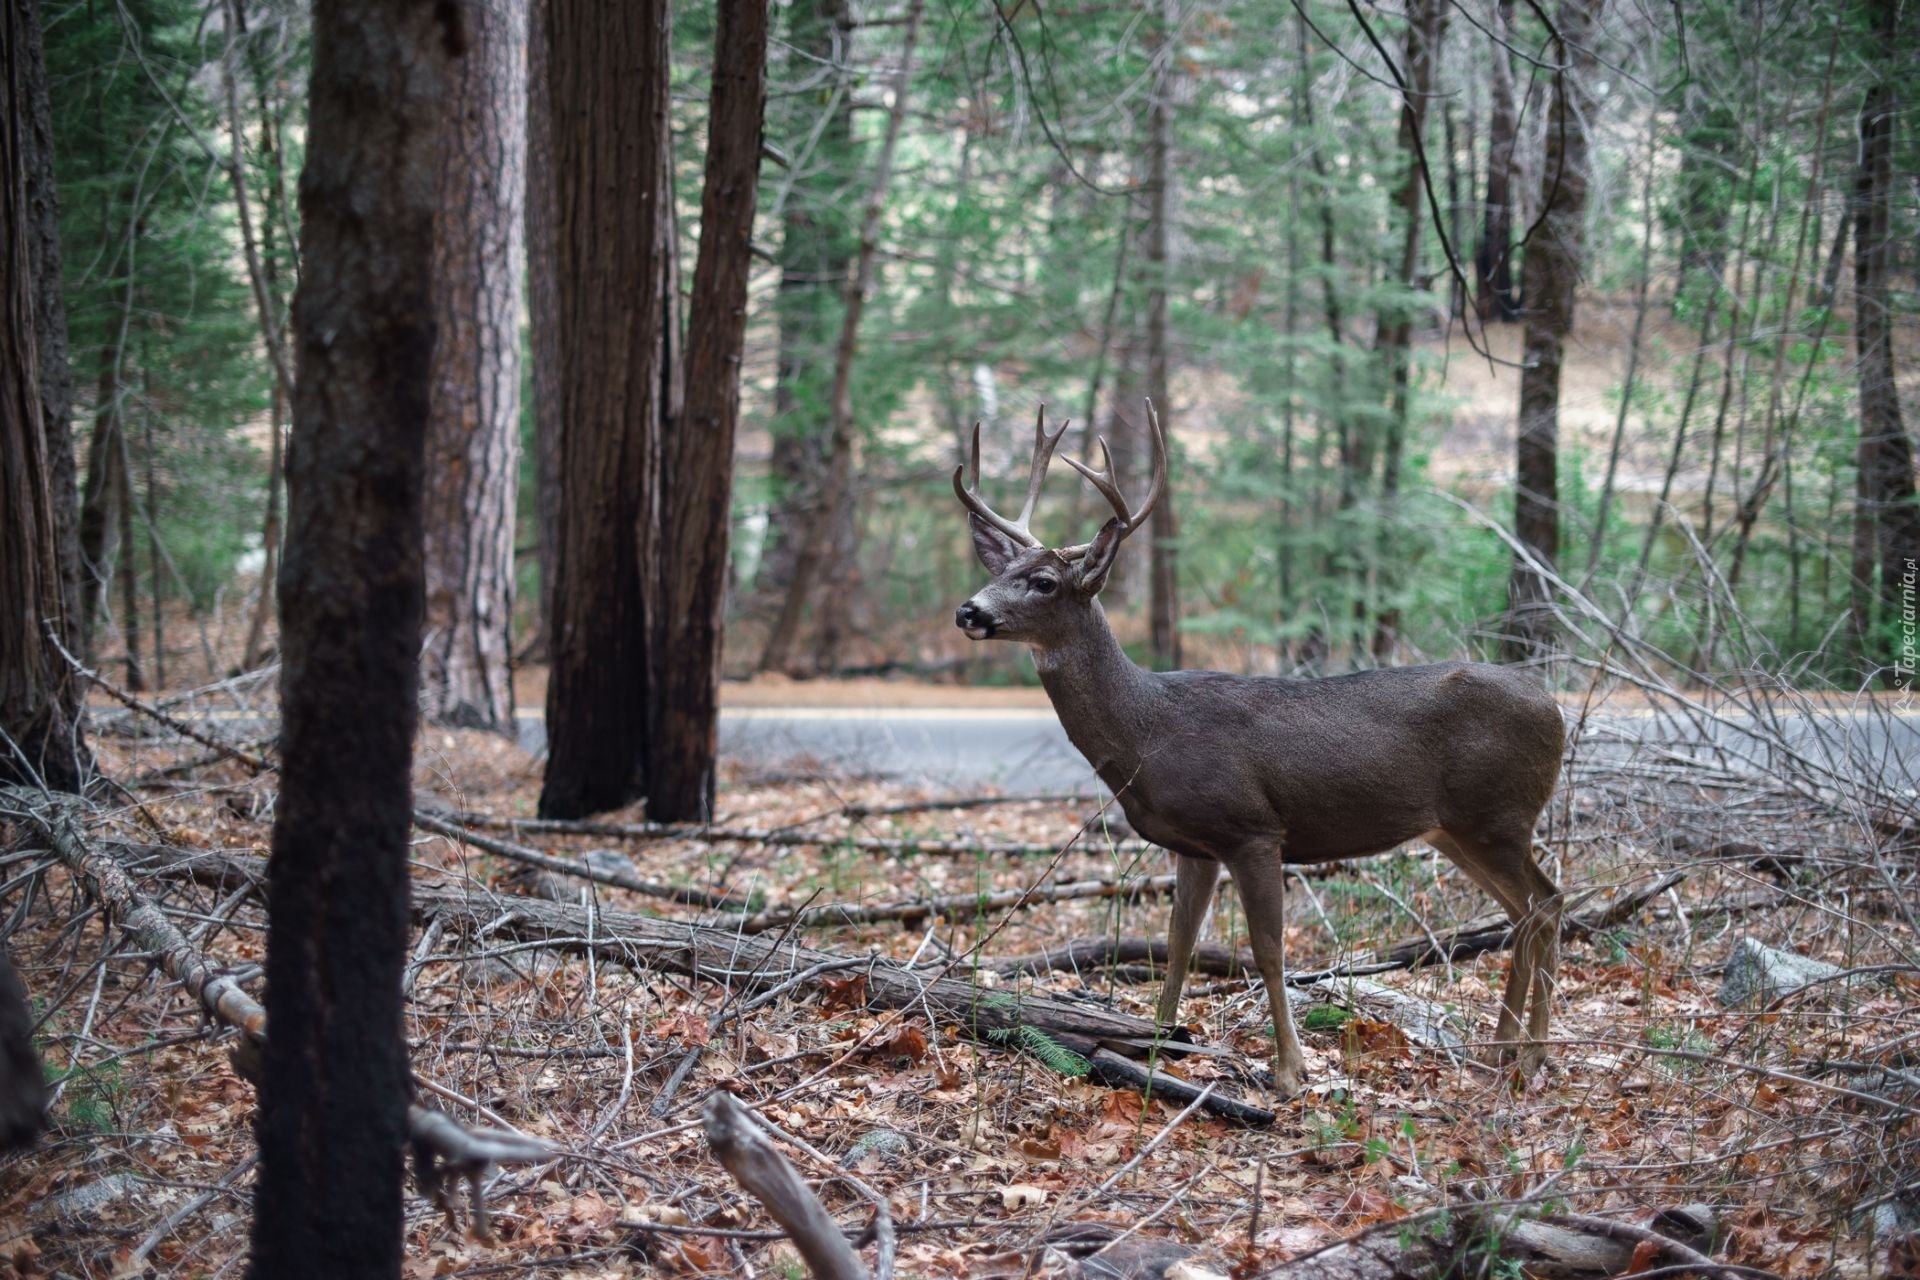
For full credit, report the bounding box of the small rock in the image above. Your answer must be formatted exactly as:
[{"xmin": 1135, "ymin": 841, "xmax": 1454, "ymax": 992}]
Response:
[{"xmin": 1718, "ymin": 938, "xmax": 1846, "ymax": 1006}]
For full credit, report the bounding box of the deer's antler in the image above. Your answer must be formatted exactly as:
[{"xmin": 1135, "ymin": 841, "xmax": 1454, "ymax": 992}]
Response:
[
  {"xmin": 952, "ymin": 404, "xmax": 1070, "ymax": 549},
  {"xmin": 1058, "ymin": 398, "xmax": 1167, "ymax": 562}
]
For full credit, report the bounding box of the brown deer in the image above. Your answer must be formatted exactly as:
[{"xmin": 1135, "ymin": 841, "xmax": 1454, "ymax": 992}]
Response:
[{"xmin": 952, "ymin": 404, "xmax": 1565, "ymax": 1096}]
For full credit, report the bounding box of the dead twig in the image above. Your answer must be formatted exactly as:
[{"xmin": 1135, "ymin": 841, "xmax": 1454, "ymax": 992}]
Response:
[{"xmin": 704, "ymin": 1091, "xmax": 872, "ymax": 1280}]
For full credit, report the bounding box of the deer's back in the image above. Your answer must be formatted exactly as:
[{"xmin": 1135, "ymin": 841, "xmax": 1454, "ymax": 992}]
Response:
[{"xmin": 1086, "ymin": 661, "xmax": 1564, "ymax": 863}]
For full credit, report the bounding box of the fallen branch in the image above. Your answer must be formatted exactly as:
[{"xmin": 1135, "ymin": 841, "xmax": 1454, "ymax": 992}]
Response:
[
  {"xmin": 704, "ymin": 1091, "xmax": 871, "ymax": 1280},
  {"xmin": 724, "ymin": 874, "xmax": 1179, "ymax": 934},
  {"xmin": 412, "ymin": 811, "xmax": 747, "ymax": 911},
  {"xmin": 1085, "ymin": 1049, "xmax": 1274, "ymax": 1126},
  {"xmin": 987, "ymin": 937, "xmax": 1254, "ymax": 980}
]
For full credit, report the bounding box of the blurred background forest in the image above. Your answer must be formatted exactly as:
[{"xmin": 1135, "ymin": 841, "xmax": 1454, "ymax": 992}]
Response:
[{"xmin": 49, "ymin": 0, "xmax": 1920, "ymax": 693}]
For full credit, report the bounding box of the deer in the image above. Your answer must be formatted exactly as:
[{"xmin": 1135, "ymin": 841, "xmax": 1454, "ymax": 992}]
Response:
[{"xmin": 952, "ymin": 403, "xmax": 1566, "ymax": 1097}]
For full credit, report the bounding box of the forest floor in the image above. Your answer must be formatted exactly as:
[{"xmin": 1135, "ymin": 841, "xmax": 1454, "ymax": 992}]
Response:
[{"xmin": 0, "ymin": 668, "xmax": 1915, "ymax": 1279}]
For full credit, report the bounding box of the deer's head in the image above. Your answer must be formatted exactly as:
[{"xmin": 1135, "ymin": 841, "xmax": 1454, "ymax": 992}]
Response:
[{"xmin": 952, "ymin": 402, "xmax": 1166, "ymax": 649}]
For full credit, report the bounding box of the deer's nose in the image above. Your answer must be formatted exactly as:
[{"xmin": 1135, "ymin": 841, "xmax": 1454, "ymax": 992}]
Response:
[{"xmin": 955, "ymin": 601, "xmax": 995, "ymax": 632}]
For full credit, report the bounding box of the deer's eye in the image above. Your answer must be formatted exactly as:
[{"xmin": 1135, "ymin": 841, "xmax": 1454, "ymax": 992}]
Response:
[{"xmin": 1030, "ymin": 576, "xmax": 1057, "ymax": 595}]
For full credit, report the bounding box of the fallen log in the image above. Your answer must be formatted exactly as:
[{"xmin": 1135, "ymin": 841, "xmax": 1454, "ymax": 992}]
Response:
[
  {"xmin": 1242, "ymin": 1206, "xmax": 1765, "ymax": 1280},
  {"xmin": 704, "ymin": 1092, "xmax": 876, "ymax": 1280}
]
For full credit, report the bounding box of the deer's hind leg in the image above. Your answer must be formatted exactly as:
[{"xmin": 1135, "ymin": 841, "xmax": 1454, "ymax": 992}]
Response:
[
  {"xmin": 1430, "ymin": 831, "xmax": 1562, "ymax": 1082},
  {"xmin": 1157, "ymin": 854, "xmax": 1222, "ymax": 1026}
]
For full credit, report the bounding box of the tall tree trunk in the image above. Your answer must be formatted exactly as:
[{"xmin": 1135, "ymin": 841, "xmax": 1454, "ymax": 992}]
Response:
[
  {"xmin": 244, "ymin": 2, "xmax": 456, "ymax": 1275},
  {"xmin": 1504, "ymin": 0, "xmax": 1599, "ymax": 660},
  {"xmin": 242, "ymin": 69, "xmax": 294, "ymax": 672},
  {"xmin": 142, "ymin": 388, "xmax": 164, "ymax": 690},
  {"xmin": 526, "ymin": 0, "xmax": 561, "ymax": 662},
  {"xmin": 1849, "ymin": 11, "xmax": 1918, "ymax": 667},
  {"xmin": 422, "ymin": 0, "xmax": 525, "ymax": 730},
  {"xmin": 759, "ymin": 0, "xmax": 853, "ymax": 596},
  {"xmin": 1144, "ymin": 0, "xmax": 1180, "ymax": 672},
  {"xmin": 1476, "ymin": 0, "xmax": 1519, "ymax": 321},
  {"xmin": 652, "ymin": 0, "xmax": 767, "ymax": 822},
  {"xmin": 539, "ymin": 0, "xmax": 677, "ymax": 818},
  {"xmin": 78, "ymin": 362, "xmax": 125, "ymax": 655},
  {"xmin": 1372, "ymin": 0, "xmax": 1441, "ymax": 659},
  {"xmin": 759, "ymin": 0, "xmax": 926, "ymax": 675},
  {"xmin": 115, "ymin": 422, "xmax": 143, "ymax": 690},
  {"xmin": 0, "ymin": 0, "xmax": 85, "ymax": 792}
]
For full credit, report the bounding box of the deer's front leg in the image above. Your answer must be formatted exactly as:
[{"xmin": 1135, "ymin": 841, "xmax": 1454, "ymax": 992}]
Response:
[
  {"xmin": 1227, "ymin": 859, "xmax": 1307, "ymax": 1098},
  {"xmin": 1156, "ymin": 854, "xmax": 1222, "ymax": 1026}
]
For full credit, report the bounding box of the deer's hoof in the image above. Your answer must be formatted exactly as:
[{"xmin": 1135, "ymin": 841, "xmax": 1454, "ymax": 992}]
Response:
[{"xmin": 1268, "ymin": 1058, "xmax": 1306, "ymax": 1100}]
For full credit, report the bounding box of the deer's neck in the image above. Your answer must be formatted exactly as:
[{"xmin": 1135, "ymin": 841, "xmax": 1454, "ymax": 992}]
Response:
[{"xmin": 1030, "ymin": 604, "xmax": 1156, "ymax": 774}]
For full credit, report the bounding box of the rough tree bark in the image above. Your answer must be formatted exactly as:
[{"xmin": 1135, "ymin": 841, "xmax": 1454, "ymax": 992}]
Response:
[
  {"xmin": 1848, "ymin": 3, "xmax": 1918, "ymax": 665},
  {"xmin": 422, "ymin": 0, "xmax": 525, "ymax": 730},
  {"xmin": 525, "ymin": 0, "xmax": 560, "ymax": 661},
  {"xmin": 758, "ymin": 0, "xmax": 926, "ymax": 675},
  {"xmin": 759, "ymin": 0, "xmax": 853, "ymax": 596},
  {"xmin": 1504, "ymin": 0, "xmax": 1600, "ymax": 660},
  {"xmin": 1144, "ymin": 0, "xmax": 1180, "ymax": 671},
  {"xmin": 243, "ymin": 1, "xmax": 458, "ymax": 1274},
  {"xmin": 651, "ymin": 0, "xmax": 767, "ymax": 821},
  {"xmin": 538, "ymin": 0, "xmax": 677, "ymax": 818},
  {"xmin": 1477, "ymin": 0, "xmax": 1519, "ymax": 321},
  {"xmin": 0, "ymin": 0, "xmax": 86, "ymax": 793}
]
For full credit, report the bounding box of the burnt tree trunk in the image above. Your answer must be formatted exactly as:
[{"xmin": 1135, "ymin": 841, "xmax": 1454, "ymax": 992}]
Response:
[
  {"xmin": 758, "ymin": 0, "xmax": 853, "ymax": 596},
  {"xmin": 1504, "ymin": 0, "xmax": 1599, "ymax": 660},
  {"xmin": 1144, "ymin": 0, "xmax": 1180, "ymax": 672},
  {"xmin": 538, "ymin": 0, "xmax": 677, "ymax": 818},
  {"xmin": 652, "ymin": 0, "xmax": 767, "ymax": 821},
  {"xmin": 526, "ymin": 0, "xmax": 560, "ymax": 661},
  {"xmin": 1477, "ymin": 0, "xmax": 1519, "ymax": 321},
  {"xmin": 423, "ymin": 0, "xmax": 525, "ymax": 730},
  {"xmin": 0, "ymin": 0, "xmax": 85, "ymax": 793},
  {"xmin": 1849, "ymin": 5, "xmax": 1918, "ymax": 665},
  {"xmin": 243, "ymin": 2, "xmax": 457, "ymax": 1275}
]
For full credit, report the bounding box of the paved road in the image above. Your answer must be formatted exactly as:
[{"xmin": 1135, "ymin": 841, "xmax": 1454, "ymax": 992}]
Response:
[
  {"xmin": 512, "ymin": 704, "xmax": 1920, "ymax": 793},
  {"xmin": 517, "ymin": 707, "xmax": 1098, "ymax": 792}
]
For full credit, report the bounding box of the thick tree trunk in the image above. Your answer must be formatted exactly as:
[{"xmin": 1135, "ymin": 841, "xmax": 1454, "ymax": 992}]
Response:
[
  {"xmin": 759, "ymin": 0, "xmax": 926, "ymax": 674},
  {"xmin": 243, "ymin": 2, "xmax": 457, "ymax": 1275},
  {"xmin": 526, "ymin": 0, "xmax": 561, "ymax": 662},
  {"xmin": 1144, "ymin": 0, "xmax": 1180, "ymax": 672},
  {"xmin": 423, "ymin": 0, "xmax": 525, "ymax": 731},
  {"xmin": 539, "ymin": 0, "xmax": 676, "ymax": 818},
  {"xmin": 1849, "ymin": 19, "xmax": 1919, "ymax": 666},
  {"xmin": 759, "ymin": 0, "xmax": 853, "ymax": 597},
  {"xmin": 1476, "ymin": 0, "xmax": 1519, "ymax": 321},
  {"xmin": 652, "ymin": 0, "xmax": 767, "ymax": 822},
  {"xmin": 1504, "ymin": 0, "xmax": 1600, "ymax": 660},
  {"xmin": 0, "ymin": 0, "xmax": 86, "ymax": 793}
]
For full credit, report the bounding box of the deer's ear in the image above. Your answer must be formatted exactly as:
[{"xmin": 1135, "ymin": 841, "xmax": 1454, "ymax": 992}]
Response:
[
  {"xmin": 969, "ymin": 515, "xmax": 1022, "ymax": 575},
  {"xmin": 1073, "ymin": 518, "xmax": 1126, "ymax": 594}
]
